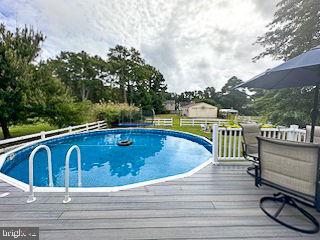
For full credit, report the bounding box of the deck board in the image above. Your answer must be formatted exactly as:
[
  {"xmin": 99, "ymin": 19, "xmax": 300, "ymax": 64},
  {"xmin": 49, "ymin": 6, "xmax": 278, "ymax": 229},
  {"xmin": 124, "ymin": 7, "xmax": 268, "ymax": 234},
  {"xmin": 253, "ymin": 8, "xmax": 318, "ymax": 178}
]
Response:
[{"xmin": 0, "ymin": 164, "xmax": 320, "ymax": 239}]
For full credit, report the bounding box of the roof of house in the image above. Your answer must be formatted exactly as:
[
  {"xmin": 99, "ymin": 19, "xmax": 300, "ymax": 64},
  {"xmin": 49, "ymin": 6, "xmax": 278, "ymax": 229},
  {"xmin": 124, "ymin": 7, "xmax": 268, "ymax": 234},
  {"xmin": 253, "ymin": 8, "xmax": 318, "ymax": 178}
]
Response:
[
  {"xmin": 179, "ymin": 101, "xmax": 194, "ymax": 107},
  {"xmin": 181, "ymin": 102, "xmax": 216, "ymax": 109}
]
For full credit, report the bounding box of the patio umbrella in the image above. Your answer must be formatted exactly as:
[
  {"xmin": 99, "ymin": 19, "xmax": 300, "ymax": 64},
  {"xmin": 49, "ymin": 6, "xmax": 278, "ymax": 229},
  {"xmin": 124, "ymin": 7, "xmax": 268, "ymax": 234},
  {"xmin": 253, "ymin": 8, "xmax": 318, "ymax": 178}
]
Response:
[{"xmin": 235, "ymin": 45, "xmax": 320, "ymax": 142}]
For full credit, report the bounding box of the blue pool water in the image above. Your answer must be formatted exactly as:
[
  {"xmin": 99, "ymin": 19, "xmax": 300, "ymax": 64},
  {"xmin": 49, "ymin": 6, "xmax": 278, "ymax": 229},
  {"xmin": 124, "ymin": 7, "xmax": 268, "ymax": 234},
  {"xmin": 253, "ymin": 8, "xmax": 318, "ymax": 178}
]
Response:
[{"xmin": 0, "ymin": 129, "xmax": 212, "ymax": 188}]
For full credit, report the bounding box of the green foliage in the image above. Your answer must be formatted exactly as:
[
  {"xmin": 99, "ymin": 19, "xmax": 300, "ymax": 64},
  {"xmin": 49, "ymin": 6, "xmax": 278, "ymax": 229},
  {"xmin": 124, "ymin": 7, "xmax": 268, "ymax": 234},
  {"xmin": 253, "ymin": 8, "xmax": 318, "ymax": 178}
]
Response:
[
  {"xmin": 168, "ymin": 76, "xmax": 254, "ymax": 115},
  {"xmin": 48, "ymin": 45, "xmax": 167, "ymax": 113},
  {"xmin": 218, "ymin": 76, "xmax": 253, "ymax": 115},
  {"xmin": 261, "ymin": 123, "xmax": 275, "ymax": 128},
  {"xmin": 48, "ymin": 51, "xmax": 109, "ymax": 102},
  {"xmin": 0, "ymin": 23, "xmax": 45, "ymax": 138},
  {"xmin": 254, "ymin": 0, "xmax": 320, "ymax": 61},
  {"xmin": 107, "ymin": 45, "xmax": 167, "ymax": 112},
  {"xmin": 253, "ymin": 88, "xmax": 315, "ymax": 127},
  {"xmin": 220, "ymin": 120, "xmax": 241, "ymax": 128},
  {"xmin": 44, "ymin": 100, "xmax": 93, "ymax": 128},
  {"xmin": 91, "ymin": 103, "xmax": 139, "ymax": 125},
  {"xmin": 253, "ymin": 0, "xmax": 320, "ymax": 126},
  {"xmin": 0, "ymin": 24, "xmax": 89, "ymax": 137}
]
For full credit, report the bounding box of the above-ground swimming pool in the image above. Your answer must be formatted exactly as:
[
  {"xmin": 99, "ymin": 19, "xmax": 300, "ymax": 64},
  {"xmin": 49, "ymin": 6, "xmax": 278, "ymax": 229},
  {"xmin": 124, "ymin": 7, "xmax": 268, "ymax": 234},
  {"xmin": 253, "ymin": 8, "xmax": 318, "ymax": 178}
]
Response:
[{"xmin": 0, "ymin": 129, "xmax": 212, "ymax": 191}]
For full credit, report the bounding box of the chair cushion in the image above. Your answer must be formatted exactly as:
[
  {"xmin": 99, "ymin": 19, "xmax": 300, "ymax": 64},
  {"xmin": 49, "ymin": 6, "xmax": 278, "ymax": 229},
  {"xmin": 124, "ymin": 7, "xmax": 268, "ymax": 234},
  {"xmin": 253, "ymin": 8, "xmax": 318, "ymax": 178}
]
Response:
[
  {"xmin": 240, "ymin": 123, "xmax": 260, "ymax": 155},
  {"xmin": 259, "ymin": 137, "xmax": 319, "ymax": 197}
]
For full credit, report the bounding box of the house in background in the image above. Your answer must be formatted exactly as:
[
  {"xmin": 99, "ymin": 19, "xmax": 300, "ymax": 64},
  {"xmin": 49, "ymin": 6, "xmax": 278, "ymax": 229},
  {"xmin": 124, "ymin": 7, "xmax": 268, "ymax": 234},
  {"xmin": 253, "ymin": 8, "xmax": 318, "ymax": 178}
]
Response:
[
  {"xmin": 163, "ymin": 100, "xmax": 176, "ymax": 113},
  {"xmin": 178, "ymin": 101, "xmax": 194, "ymax": 109},
  {"xmin": 180, "ymin": 102, "xmax": 218, "ymax": 118}
]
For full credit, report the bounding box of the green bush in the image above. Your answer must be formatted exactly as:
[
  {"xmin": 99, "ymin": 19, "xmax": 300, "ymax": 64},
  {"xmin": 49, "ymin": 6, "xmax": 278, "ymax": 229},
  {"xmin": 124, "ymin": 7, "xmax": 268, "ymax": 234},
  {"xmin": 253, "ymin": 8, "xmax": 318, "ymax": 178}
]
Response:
[
  {"xmin": 220, "ymin": 120, "xmax": 241, "ymax": 128},
  {"xmin": 92, "ymin": 103, "xmax": 140, "ymax": 125},
  {"xmin": 261, "ymin": 123, "xmax": 275, "ymax": 128},
  {"xmin": 44, "ymin": 100, "xmax": 93, "ymax": 127}
]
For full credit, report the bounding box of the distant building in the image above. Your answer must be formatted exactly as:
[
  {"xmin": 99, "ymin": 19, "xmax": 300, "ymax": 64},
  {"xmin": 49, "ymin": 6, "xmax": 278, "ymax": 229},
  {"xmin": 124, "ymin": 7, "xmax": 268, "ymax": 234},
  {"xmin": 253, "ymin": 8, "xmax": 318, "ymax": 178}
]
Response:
[
  {"xmin": 179, "ymin": 101, "xmax": 194, "ymax": 108},
  {"xmin": 164, "ymin": 100, "xmax": 176, "ymax": 113},
  {"xmin": 180, "ymin": 102, "xmax": 218, "ymax": 118}
]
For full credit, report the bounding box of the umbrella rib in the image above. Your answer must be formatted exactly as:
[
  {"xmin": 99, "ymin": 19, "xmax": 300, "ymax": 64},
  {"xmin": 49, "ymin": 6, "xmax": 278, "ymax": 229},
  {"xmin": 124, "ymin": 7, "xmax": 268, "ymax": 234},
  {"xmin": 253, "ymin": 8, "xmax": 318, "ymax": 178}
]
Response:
[
  {"xmin": 269, "ymin": 65, "xmax": 320, "ymax": 89},
  {"xmin": 268, "ymin": 67, "xmax": 296, "ymax": 90}
]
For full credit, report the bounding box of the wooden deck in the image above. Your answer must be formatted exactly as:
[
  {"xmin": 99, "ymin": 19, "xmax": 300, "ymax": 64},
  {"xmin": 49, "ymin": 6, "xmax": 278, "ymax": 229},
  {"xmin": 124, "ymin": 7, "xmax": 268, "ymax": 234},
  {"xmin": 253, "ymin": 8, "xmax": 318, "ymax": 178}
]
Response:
[{"xmin": 0, "ymin": 164, "xmax": 320, "ymax": 239}]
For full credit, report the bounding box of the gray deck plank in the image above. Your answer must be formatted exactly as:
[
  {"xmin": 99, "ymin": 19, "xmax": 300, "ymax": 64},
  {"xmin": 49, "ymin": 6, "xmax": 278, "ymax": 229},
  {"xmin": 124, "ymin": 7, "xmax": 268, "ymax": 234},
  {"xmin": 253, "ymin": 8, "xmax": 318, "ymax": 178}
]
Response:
[{"xmin": 0, "ymin": 164, "xmax": 319, "ymax": 239}]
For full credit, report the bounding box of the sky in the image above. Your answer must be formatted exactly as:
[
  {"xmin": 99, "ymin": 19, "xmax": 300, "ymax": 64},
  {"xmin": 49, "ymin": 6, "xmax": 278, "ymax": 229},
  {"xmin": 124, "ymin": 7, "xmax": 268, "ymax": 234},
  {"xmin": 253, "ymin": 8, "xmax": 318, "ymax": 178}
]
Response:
[{"xmin": 0, "ymin": 0, "xmax": 280, "ymax": 93}]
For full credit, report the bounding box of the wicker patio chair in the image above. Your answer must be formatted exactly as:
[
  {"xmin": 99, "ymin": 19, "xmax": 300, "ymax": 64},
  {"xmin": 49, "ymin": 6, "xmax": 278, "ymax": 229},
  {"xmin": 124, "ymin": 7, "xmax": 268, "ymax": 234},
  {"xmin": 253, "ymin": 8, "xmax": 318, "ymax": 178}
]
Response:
[
  {"xmin": 306, "ymin": 125, "xmax": 320, "ymax": 143},
  {"xmin": 255, "ymin": 136, "xmax": 320, "ymax": 234},
  {"xmin": 240, "ymin": 123, "xmax": 260, "ymax": 176}
]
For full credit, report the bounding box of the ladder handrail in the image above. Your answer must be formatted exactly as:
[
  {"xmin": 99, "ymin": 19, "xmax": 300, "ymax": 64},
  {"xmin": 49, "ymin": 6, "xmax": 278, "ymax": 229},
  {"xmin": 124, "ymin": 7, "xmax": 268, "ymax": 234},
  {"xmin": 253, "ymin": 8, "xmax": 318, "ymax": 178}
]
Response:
[
  {"xmin": 63, "ymin": 145, "xmax": 81, "ymax": 203},
  {"xmin": 27, "ymin": 145, "xmax": 53, "ymax": 203}
]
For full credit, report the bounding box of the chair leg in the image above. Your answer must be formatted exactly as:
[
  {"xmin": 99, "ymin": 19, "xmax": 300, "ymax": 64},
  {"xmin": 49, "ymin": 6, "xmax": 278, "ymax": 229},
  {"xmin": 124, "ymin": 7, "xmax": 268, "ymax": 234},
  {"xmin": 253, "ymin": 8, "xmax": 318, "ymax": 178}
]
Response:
[
  {"xmin": 260, "ymin": 193, "xmax": 320, "ymax": 234},
  {"xmin": 246, "ymin": 165, "xmax": 255, "ymax": 177}
]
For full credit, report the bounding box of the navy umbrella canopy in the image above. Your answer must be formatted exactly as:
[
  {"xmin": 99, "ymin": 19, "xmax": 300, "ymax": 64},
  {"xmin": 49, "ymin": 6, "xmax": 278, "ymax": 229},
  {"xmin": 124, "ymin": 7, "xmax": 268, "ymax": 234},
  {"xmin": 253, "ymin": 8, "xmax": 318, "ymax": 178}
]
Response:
[{"xmin": 236, "ymin": 45, "xmax": 320, "ymax": 142}]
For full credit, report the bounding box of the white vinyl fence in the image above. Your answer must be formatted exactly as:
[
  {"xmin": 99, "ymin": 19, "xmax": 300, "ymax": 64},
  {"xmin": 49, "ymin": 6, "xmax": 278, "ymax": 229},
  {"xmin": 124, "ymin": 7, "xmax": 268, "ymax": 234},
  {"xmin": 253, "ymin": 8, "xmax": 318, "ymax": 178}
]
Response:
[
  {"xmin": 146, "ymin": 118, "xmax": 173, "ymax": 126},
  {"xmin": 0, "ymin": 120, "xmax": 107, "ymax": 154},
  {"xmin": 214, "ymin": 125, "xmax": 307, "ymax": 162},
  {"xmin": 180, "ymin": 118, "xmax": 228, "ymax": 126}
]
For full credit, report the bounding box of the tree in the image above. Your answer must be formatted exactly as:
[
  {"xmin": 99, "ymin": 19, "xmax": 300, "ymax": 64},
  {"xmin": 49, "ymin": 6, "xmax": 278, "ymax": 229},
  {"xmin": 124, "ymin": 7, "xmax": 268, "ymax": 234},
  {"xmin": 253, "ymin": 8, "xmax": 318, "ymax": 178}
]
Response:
[
  {"xmin": 0, "ymin": 24, "xmax": 44, "ymax": 138},
  {"xmin": 48, "ymin": 51, "xmax": 109, "ymax": 102},
  {"xmin": 253, "ymin": 88, "xmax": 314, "ymax": 126},
  {"xmin": 254, "ymin": 0, "xmax": 320, "ymax": 62},
  {"xmin": 253, "ymin": 0, "xmax": 320, "ymax": 126},
  {"xmin": 107, "ymin": 45, "xmax": 144, "ymax": 103},
  {"xmin": 32, "ymin": 64, "xmax": 90, "ymax": 127},
  {"xmin": 107, "ymin": 45, "xmax": 167, "ymax": 112},
  {"xmin": 218, "ymin": 76, "xmax": 253, "ymax": 115},
  {"xmin": 0, "ymin": 24, "xmax": 77, "ymax": 138}
]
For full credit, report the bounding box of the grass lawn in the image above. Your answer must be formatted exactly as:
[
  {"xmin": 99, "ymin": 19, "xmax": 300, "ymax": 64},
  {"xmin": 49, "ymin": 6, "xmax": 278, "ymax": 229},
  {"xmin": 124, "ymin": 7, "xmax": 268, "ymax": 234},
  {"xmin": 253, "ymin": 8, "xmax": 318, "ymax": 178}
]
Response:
[
  {"xmin": 153, "ymin": 114, "xmax": 211, "ymax": 139},
  {"xmin": 0, "ymin": 123, "xmax": 57, "ymax": 139}
]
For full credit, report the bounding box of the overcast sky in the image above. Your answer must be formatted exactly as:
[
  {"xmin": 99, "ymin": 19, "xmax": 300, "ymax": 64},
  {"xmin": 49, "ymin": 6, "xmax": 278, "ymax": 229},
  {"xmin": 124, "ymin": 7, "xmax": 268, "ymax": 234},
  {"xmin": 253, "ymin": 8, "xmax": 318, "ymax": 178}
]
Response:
[{"xmin": 0, "ymin": 0, "xmax": 280, "ymax": 93}]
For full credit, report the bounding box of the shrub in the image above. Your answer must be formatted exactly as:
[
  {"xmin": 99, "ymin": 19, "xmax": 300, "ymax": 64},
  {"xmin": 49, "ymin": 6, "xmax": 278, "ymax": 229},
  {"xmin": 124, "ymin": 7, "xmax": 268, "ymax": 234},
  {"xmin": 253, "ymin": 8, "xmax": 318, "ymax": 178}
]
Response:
[
  {"xmin": 261, "ymin": 123, "xmax": 276, "ymax": 128},
  {"xmin": 44, "ymin": 100, "xmax": 92, "ymax": 127},
  {"xmin": 92, "ymin": 103, "xmax": 140, "ymax": 125},
  {"xmin": 220, "ymin": 120, "xmax": 241, "ymax": 128}
]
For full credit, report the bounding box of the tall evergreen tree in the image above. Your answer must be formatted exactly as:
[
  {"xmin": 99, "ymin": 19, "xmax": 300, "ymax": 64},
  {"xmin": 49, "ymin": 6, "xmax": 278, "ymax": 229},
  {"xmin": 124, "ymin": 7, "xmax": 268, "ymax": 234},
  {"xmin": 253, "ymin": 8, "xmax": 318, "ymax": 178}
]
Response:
[
  {"xmin": 107, "ymin": 45, "xmax": 144, "ymax": 103},
  {"xmin": 49, "ymin": 51, "xmax": 109, "ymax": 102}
]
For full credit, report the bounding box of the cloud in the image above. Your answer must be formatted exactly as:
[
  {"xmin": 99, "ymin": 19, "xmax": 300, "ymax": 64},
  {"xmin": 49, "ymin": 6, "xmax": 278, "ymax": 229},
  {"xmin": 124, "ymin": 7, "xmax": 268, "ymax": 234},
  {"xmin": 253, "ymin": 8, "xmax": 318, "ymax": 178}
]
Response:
[
  {"xmin": 0, "ymin": 0, "xmax": 280, "ymax": 93},
  {"xmin": 251, "ymin": 0, "xmax": 278, "ymax": 18}
]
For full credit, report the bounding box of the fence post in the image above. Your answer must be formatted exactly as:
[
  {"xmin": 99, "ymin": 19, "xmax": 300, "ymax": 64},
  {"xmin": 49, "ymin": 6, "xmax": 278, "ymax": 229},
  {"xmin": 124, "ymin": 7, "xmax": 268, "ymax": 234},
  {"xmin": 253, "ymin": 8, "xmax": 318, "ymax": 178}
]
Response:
[
  {"xmin": 86, "ymin": 123, "xmax": 89, "ymax": 132},
  {"xmin": 40, "ymin": 131, "xmax": 45, "ymax": 140},
  {"xmin": 212, "ymin": 124, "xmax": 219, "ymax": 165},
  {"xmin": 180, "ymin": 119, "xmax": 182, "ymax": 126},
  {"xmin": 97, "ymin": 122, "xmax": 100, "ymax": 130},
  {"xmin": 287, "ymin": 125, "xmax": 299, "ymax": 141},
  {"xmin": 68, "ymin": 126, "xmax": 72, "ymax": 133}
]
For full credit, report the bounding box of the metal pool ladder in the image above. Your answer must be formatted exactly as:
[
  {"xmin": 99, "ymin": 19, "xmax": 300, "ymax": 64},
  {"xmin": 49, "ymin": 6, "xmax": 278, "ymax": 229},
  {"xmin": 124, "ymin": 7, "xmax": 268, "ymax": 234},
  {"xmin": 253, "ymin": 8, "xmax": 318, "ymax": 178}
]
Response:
[
  {"xmin": 27, "ymin": 145, "xmax": 53, "ymax": 203},
  {"xmin": 63, "ymin": 145, "xmax": 82, "ymax": 204}
]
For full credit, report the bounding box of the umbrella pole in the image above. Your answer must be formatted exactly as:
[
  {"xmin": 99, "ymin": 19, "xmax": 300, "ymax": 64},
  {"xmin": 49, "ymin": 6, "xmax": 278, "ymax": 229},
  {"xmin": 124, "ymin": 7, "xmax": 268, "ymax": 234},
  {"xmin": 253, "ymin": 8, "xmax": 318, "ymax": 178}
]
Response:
[{"xmin": 310, "ymin": 84, "xmax": 320, "ymax": 143}]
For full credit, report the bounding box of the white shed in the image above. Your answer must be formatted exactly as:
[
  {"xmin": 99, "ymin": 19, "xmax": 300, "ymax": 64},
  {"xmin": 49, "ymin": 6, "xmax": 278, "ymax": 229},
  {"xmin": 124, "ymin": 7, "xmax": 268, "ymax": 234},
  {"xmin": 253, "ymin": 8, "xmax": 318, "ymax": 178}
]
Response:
[{"xmin": 181, "ymin": 102, "xmax": 218, "ymax": 118}]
